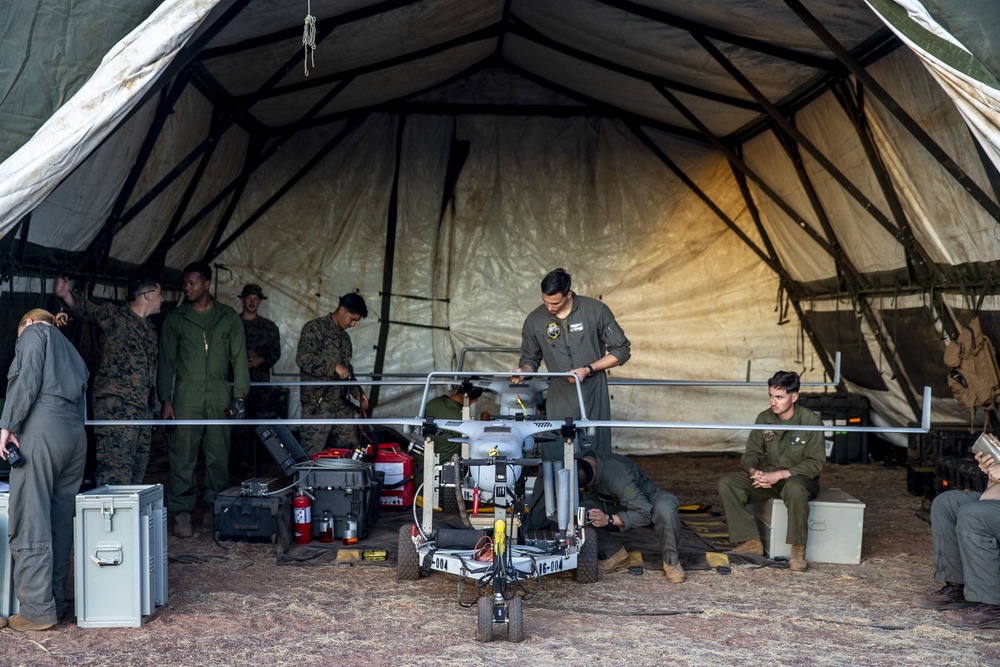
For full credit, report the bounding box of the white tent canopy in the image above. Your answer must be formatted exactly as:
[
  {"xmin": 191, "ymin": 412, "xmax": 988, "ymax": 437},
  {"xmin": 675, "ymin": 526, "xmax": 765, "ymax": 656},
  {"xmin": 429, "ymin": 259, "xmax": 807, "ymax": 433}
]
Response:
[{"xmin": 1, "ymin": 0, "xmax": 999, "ymax": 454}]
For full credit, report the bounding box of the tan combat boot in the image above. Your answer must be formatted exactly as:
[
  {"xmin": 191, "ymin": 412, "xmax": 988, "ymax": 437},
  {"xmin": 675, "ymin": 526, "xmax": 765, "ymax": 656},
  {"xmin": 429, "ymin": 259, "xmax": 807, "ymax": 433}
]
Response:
[
  {"xmin": 7, "ymin": 614, "xmax": 57, "ymax": 632},
  {"xmin": 174, "ymin": 511, "xmax": 193, "ymax": 538},
  {"xmin": 663, "ymin": 562, "xmax": 686, "ymax": 584},
  {"xmin": 789, "ymin": 543, "xmax": 808, "ymax": 572},
  {"xmin": 729, "ymin": 539, "xmax": 764, "ymax": 556},
  {"xmin": 598, "ymin": 546, "xmax": 629, "ymax": 574}
]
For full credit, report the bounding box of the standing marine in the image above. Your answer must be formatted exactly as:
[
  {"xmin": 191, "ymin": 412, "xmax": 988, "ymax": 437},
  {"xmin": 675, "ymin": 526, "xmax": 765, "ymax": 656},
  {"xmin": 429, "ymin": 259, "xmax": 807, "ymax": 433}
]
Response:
[{"xmin": 54, "ymin": 275, "xmax": 163, "ymax": 485}]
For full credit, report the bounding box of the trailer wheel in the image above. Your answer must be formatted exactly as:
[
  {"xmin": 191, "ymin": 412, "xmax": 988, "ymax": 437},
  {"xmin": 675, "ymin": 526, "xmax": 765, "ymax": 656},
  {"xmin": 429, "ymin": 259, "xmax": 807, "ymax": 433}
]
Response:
[
  {"xmin": 396, "ymin": 525, "xmax": 421, "ymax": 581},
  {"xmin": 476, "ymin": 596, "xmax": 494, "ymax": 643},
  {"xmin": 507, "ymin": 595, "xmax": 524, "ymax": 643},
  {"xmin": 573, "ymin": 525, "xmax": 599, "ymax": 583}
]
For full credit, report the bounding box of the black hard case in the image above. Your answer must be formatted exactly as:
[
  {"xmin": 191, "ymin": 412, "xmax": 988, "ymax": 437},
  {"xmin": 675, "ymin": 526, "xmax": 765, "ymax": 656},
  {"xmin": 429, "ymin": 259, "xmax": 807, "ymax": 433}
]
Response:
[
  {"xmin": 294, "ymin": 465, "xmax": 383, "ymax": 540},
  {"xmin": 254, "ymin": 424, "xmax": 310, "ymax": 476},
  {"xmin": 213, "ymin": 486, "xmax": 293, "ymax": 548}
]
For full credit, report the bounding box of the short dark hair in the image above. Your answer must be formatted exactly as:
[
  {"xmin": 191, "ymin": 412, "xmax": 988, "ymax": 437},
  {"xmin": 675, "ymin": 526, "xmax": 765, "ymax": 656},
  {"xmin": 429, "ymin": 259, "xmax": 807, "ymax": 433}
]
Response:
[
  {"xmin": 338, "ymin": 292, "xmax": 368, "ymax": 318},
  {"xmin": 576, "ymin": 457, "xmax": 595, "ymax": 487},
  {"xmin": 456, "ymin": 381, "xmax": 484, "ymax": 401},
  {"xmin": 182, "ymin": 261, "xmax": 212, "ymax": 282},
  {"xmin": 768, "ymin": 370, "xmax": 800, "ymax": 394},
  {"xmin": 540, "ymin": 268, "xmax": 571, "ymax": 297},
  {"xmin": 127, "ymin": 277, "xmax": 159, "ymax": 303}
]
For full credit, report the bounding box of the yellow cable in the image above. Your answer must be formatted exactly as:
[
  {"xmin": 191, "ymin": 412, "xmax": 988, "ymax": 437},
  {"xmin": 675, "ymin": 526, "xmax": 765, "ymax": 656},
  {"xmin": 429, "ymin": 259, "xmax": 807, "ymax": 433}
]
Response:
[{"xmin": 493, "ymin": 519, "xmax": 506, "ymax": 557}]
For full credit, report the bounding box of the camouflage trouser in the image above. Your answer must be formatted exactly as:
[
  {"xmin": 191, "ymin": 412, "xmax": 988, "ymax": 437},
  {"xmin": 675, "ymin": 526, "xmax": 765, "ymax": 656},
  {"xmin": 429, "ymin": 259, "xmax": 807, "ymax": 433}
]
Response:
[
  {"xmin": 93, "ymin": 396, "xmax": 153, "ymax": 486},
  {"xmin": 298, "ymin": 398, "xmax": 358, "ymax": 456}
]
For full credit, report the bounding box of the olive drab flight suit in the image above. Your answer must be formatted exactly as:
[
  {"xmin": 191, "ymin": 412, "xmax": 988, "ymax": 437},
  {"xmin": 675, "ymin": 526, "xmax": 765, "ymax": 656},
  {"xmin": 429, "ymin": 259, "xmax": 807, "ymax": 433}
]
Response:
[
  {"xmin": 718, "ymin": 405, "xmax": 825, "ymax": 546},
  {"xmin": 518, "ymin": 294, "xmax": 630, "ymax": 453},
  {"xmin": 929, "ymin": 490, "xmax": 1000, "ymax": 605},
  {"xmin": 579, "ymin": 450, "xmax": 682, "ymax": 565},
  {"xmin": 0, "ymin": 324, "xmax": 89, "ymax": 624},
  {"xmin": 74, "ymin": 293, "xmax": 158, "ymax": 485},
  {"xmin": 423, "ymin": 394, "xmax": 464, "ymax": 461},
  {"xmin": 157, "ymin": 301, "xmax": 249, "ymax": 515}
]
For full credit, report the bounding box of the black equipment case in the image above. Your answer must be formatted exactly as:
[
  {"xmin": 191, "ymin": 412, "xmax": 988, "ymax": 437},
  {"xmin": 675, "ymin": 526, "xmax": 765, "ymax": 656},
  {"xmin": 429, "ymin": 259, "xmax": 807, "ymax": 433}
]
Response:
[
  {"xmin": 294, "ymin": 464, "xmax": 383, "ymax": 540},
  {"xmin": 213, "ymin": 484, "xmax": 293, "ymax": 549}
]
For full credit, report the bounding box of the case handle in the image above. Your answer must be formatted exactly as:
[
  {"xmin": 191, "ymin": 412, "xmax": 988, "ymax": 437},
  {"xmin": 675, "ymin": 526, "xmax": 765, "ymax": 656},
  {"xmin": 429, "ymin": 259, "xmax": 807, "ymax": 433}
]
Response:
[{"xmin": 91, "ymin": 543, "xmax": 123, "ymax": 567}]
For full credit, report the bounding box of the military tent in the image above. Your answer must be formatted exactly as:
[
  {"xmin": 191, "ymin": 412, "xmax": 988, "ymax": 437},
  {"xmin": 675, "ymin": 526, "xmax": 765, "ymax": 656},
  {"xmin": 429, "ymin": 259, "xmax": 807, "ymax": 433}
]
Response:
[{"xmin": 1, "ymin": 0, "xmax": 999, "ymax": 453}]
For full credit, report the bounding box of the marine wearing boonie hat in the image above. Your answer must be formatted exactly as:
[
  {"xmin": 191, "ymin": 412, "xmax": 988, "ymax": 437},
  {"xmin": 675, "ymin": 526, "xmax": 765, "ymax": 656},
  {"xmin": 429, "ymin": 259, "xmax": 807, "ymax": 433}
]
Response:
[{"xmin": 239, "ymin": 284, "xmax": 267, "ymax": 299}]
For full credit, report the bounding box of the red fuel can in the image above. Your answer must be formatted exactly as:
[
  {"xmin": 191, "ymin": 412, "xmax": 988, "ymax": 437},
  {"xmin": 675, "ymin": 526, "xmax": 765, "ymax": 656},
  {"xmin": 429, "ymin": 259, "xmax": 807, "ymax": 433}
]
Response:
[{"xmin": 375, "ymin": 443, "xmax": 415, "ymax": 509}]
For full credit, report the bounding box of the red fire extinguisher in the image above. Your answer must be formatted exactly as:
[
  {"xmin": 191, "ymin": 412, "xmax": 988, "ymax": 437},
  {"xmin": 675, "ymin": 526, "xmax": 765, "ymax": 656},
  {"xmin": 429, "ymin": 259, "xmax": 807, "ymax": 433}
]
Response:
[{"xmin": 294, "ymin": 491, "xmax": 312, "ymax": 544}]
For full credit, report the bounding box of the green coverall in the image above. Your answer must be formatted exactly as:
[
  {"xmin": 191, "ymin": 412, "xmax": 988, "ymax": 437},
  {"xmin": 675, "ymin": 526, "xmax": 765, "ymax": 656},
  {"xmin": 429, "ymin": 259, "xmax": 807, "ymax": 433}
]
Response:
[
  {"xmin": 157, "ymin": 301, "xmax": 249, "ymax": 514},
  {"xmin": 718, "ymin": 405, "xmax": 825, "ymax": 546}
]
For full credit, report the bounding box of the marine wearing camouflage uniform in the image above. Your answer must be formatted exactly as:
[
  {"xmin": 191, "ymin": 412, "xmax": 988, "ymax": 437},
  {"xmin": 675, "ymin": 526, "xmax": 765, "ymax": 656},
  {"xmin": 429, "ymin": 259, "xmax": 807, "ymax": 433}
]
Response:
[
  {"xmin": 296, "ymin": 315, "xmax": 361, "ymax": 455},
  {"xmin": 243, "ymin": 315, "xmax": 281, "ymax": 414},
  {"xmin": 74, "ymin": 293, "xmax": 158, "ymax": 485}
]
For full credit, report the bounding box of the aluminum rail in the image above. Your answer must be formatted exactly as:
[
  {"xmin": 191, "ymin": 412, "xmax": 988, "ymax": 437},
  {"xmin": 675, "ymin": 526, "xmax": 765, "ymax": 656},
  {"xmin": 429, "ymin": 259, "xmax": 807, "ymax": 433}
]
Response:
[
  {"xmin": 86, "ymin": 386, "xmax": 931, "ymax": 434},
  {"xmin": 264, "ymin": 351, "xmax": 841, "ymax": 388},
  {"xmin": 574, "ymin": 385, "xmax": 933, "ymax": 434},
  {"xmin": 608, "ymin": 352, "xmax": 841, "ymax": 388},
  {"xmin": 456, "ymin": 346, "xmax": 521, "ymax": 370}
]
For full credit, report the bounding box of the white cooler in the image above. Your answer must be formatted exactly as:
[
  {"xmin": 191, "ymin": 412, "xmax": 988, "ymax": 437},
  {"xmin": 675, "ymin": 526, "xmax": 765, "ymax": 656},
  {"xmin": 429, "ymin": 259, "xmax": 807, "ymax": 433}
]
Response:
[{"xmin": 750, "ymin": 486, "xmax": 866, "ymax": 565}]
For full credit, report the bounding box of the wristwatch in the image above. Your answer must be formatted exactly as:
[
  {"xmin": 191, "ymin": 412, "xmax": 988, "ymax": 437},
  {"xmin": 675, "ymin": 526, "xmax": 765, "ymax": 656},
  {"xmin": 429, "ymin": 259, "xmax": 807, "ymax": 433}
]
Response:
[
  {"xmin": 607, "ymin": 514, "xmax": 615, "ymax": 527},
  {"xmin": 586, "ymin": 364, "xmax": 595, "ymax": 377}
]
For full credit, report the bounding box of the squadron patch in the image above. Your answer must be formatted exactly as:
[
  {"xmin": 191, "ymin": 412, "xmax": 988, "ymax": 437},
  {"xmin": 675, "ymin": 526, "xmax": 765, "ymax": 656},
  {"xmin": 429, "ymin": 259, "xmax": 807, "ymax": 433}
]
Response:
[
  {"xmin": 547, "ymin": 322, "xmax": 561, "ymax": 339},
  {"xmin": 763, "ymin": 430, "xmax": 775, "ymax": 442}
]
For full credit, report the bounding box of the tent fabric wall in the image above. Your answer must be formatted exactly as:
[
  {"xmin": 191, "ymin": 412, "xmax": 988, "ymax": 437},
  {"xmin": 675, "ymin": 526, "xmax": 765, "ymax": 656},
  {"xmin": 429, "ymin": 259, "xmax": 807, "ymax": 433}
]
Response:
[
  {"xmin": 867, "ymin": 0, "xmax": 1000, "ymax": 173},
  {"xmin": 204, "ymin": 112, "xmax": 806, "ymax": 453},
  {"xmin": 0, "ymin": 0, "xmax": 164, "ymax": 163},
  {"xmin": 863, "ymin": 48, "xmax": 1000, "ymax": 266},
  {"xmin": 0, "ymin": 0, "xmax": 222, "ymax": 237}
]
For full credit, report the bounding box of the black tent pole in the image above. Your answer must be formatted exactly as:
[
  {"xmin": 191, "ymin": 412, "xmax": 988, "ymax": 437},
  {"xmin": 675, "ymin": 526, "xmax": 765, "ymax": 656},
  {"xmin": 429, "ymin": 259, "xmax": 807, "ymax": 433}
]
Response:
[{"xmin": 369, "ymin": 115, "xmax": 407, "ymax": 413}]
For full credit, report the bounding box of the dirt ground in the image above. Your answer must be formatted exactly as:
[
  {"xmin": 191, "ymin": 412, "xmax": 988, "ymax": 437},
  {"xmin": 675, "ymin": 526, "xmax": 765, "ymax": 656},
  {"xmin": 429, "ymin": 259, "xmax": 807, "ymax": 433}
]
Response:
[{"xmin": 2, "ymin": 450, "xmax": 1000, "ymax": 667}]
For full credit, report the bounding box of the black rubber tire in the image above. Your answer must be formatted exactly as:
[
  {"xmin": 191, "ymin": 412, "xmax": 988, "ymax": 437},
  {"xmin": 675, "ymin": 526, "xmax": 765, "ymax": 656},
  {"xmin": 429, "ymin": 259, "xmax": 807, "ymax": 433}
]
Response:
[
  {"xmin": 396, "ymin": 524, "xmax": 421, "ymax": 581},
  {"xmin": 507, "ymin": 595, "xmax": 524, "ymax": 643},
  {"xmin": 476, "ymin": 596, "xmax": 494, "ymax": 643},
  {"xmin": 573, "ymin": 525, "xmax": 599, "ymax": 583}
]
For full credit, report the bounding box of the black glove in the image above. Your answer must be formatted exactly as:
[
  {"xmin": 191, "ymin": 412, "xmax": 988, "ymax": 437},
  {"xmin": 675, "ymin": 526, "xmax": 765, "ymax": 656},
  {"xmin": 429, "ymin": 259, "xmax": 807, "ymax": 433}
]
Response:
[{"xmin": 227, "ymin": 397, "xmax": 246, "ymax": 420}]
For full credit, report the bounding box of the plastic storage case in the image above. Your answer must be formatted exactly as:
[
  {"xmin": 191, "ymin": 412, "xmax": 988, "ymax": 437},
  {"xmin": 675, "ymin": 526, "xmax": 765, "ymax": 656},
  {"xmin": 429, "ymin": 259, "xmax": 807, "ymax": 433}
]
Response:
[
  {"xmin": 294, "ymin": 464, "xmax": 383, "ymax": 539},
  {"xmin": 213, "ymin": 485, "xmax": 292, "ymax": 548},
  {"xmin": 0, "ymin": 493, "xmax": 19, "ymax": 619},
  {"xmin": 749, "ymin": 486, "xmax": 866, "ymax": 564},
  {"xmin": 255, "ymin": 423, "xmax": 310, "ymax": 476},
  {"xmin": 796, "ymin": 393, "xmax": 870, "ymax": 464},
  {"xmin": 74, "ymin": 484, "xmax": 168, "ymax": 628}
]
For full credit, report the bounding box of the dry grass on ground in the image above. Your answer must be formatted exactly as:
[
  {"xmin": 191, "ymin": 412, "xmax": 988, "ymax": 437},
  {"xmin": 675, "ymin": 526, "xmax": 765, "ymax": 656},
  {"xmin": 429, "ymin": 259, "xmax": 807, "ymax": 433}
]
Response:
[{"xmin": 2, "ymin": 455, "xmax": 1000, "ymax": 667}]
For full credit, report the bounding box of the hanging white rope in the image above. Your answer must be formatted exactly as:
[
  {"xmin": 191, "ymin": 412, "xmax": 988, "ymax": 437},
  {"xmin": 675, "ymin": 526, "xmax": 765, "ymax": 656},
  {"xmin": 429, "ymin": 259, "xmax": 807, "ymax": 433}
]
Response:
[{"xmin": 302, "ymin": 0, "xmax": 317, "ymax": 76}]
